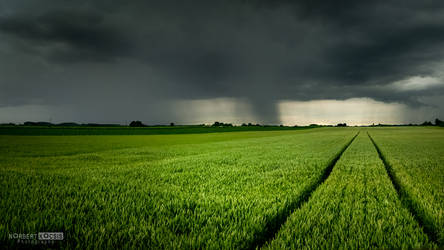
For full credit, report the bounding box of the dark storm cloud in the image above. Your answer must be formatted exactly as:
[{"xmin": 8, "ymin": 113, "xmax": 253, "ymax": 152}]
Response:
[
  {"xmin": 1, "ymin": 0, "xmax": 444, "ymax": 123},
  {"xmin": 0, "ymin": 9, "xmax": 131, "ymax": 62}
]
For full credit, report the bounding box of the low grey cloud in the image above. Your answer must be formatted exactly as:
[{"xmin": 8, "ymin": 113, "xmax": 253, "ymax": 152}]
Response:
[{"xmin": 0, "ymin": 0, "xmax": 443, "ymax": 124}]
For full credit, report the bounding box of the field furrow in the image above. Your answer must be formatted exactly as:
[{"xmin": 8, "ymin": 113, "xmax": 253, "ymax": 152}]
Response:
[
  {"xmin": 253, "ymin": 132, "xmax": 359, "ymax": 249},
  {"xmin": 265, "ymin": 132, "xmax": 435, "ymax": 249}
]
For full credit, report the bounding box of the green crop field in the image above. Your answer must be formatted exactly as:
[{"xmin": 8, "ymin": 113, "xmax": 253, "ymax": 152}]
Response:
[
  {"xmin": 0, "ymin": 125, "xmax": 312, "ymax": 136},
  {"xmin": 0, "ymin": 127, "xmax": 442, "ymax": 249}
]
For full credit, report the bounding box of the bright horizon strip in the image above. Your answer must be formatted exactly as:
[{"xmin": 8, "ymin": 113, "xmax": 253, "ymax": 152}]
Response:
[
  {"xmin": 0, "ymin": 97, "xmax": 437, "ymax": 125},
  {"xmin": 278, "ymin": 97, "xmax": 435, "ymax": 126}
]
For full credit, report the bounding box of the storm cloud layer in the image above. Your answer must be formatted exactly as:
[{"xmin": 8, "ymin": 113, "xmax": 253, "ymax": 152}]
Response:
[{"xmin": 1, "ymin": 0, "xmax": 444, "ymax": 124}]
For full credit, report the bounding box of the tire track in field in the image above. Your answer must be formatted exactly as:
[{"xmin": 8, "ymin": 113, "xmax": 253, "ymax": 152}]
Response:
[
  {"xmin": 250, "ymin": 131, "xmax": 360, "ymax": 250},
  {"xmin": 367, "ymin": 132, "xmax": 439, "ymax": 245}
]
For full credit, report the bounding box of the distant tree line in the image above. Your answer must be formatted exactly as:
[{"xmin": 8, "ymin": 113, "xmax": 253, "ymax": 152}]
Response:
[
  {"xmin": 18, "ymin": 121, "xmax": 121, "ymax": 127},
  {"xmin": 1, "ymin": 118, "xmax": 443, "ymax": 127},
  {"xmin": 241, "ymin": 122, "xmax": 261, "ymax": 127},
  {"xmin": 369, "ymin": 118, "xmax": 444, "ymax": 127},
  {"xmin": 24, "ymin": 121, "xmax": 53, "ymax": 126}
]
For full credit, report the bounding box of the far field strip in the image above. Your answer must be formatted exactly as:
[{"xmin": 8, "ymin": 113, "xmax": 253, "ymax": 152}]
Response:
[
  {"xmin": 368, "ymin": 128, "xmax": 444, "ymax": 246},
  {"xmin": 0, "ymin": 125, "xmax": 313, "ymax": 136},
  {"xmin": 0, "ymin": 129, "xmax": 337, "ymax": 175},
  {"xmin": 265, "ymin": 132, "xmax": 435, "ymax": 249},
  {"xmin": 0, "ymin": 129, "xmax": 320, "ymax": 158},
  {"xmin": 0, "ymin": 128, "xmax": 357, "ymax": 249}
]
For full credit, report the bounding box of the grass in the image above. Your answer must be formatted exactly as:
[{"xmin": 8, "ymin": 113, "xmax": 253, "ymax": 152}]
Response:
[{"xmin": 0, "ymin": 128, "xmax": 356, "ymax": 249}]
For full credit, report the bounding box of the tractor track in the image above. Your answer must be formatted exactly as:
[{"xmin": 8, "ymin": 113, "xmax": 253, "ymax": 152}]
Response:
[
  {"xmin": 250, "ymin": 131, "xmax": 360, "ymax": 249},
  {"xmin": 367, "ymin": 132, "xmax": 439, "ymax": 246}
]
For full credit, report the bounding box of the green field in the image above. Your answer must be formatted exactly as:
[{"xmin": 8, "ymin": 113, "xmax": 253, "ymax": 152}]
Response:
[
  {"xmin": 0, "ymin": 127, "xmax": 442, "ymax": 249},
  {"xmin": 0, "ymin": 125, "xmax": 312, "ymax": 136}
]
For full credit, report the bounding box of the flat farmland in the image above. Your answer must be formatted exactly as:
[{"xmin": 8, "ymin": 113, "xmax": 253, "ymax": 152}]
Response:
[{"xmin": 0, "ymin": 127, "xmax": 442, "ymax": 249}]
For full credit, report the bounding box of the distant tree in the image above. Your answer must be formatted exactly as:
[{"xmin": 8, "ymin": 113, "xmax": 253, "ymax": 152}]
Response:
[
  {"xmin": 129, "ymin": 121, "xmax": 146, "ymax": 127},
  {"xmin": 212, "ymin": 121, "xmax": 234, "ymax": 127},
  {"xmin": 248, "ymin": 123, "xmax": 253, "ymax": 126},
  {"xmin": 336, "ymin": 123, "xmax": 347, "ymax": 127},
  {"xmin": 421, "ymin": 121, "xmax": 433, "ymax": 126},
  {"xmin": 435, "ymin": 118, "xmax": 444, "ymax": 127},
  {"xmin": 241, "ymin": 123, "xmax": 247, "ymax": 126},
  {"xmin": 170, "ymin": 122, "xmax": 175, "ymax": 126}
]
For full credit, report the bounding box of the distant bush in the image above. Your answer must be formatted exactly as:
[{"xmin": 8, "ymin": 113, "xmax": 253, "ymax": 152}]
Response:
[
  {"xmin": 421, "ymin": 121, "xmax": 433, "ymax": 126},
  {"xmin": 336, "ymin": 123, "xmax": 347, "ymax": 127},
  {"xmin": 435, "ymin": 118, "xmax": 444, "ymax": 127},
  {"xmin": 129, "ymin": 121, "xmax": 146, "ymax": 127}
]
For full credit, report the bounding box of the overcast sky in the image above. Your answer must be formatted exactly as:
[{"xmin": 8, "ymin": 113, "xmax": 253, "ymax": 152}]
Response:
[{"xmin": 1, "ymin": 0, "xmax": 443, "ymax": 125}]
